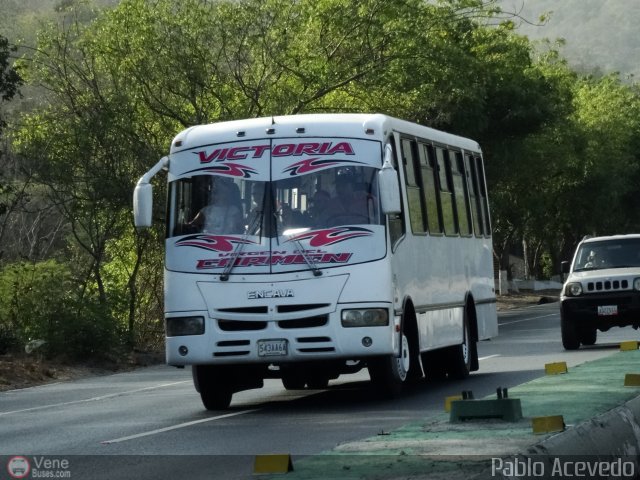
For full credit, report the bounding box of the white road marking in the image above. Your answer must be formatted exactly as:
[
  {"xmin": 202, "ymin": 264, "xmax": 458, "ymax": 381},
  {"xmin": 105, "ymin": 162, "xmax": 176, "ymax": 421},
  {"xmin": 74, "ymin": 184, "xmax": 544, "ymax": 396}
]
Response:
[
  {"xmin": 0, "ymin": 381, "xmax": 190, "ymax": 416},
  {"xmin": 499, "ymin": 313, "xmax": 556, "ymax": 326},
  {"xmin": 478, "ymin": 354, "xmax": 500, "ymax": 361},
  {"xmin": 101, "ymin": 409, "xmax": 258, "ymax": 444}
]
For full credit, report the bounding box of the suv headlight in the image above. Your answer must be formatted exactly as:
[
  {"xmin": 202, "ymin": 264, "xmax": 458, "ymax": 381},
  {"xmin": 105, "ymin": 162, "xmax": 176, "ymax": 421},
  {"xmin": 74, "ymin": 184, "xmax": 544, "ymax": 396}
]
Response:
[
  {"xmin": 166, "ymin": 316, "xmax": 205, "ymax": 336},
  {"xmin": 341, "ymin": 309, "xmax": 389, "ymax": 327},
  {"xmin": 565, "ymin": 282, "xmax": 583, "ymax": 297},
  {"xmin": 634, "ymin": 278, "xmax": 640, "ymax": 291}
]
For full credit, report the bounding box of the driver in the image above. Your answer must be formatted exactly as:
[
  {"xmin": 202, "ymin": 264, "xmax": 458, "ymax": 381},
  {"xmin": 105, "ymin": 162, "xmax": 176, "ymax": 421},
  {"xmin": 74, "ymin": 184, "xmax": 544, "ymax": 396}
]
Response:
[
  {"xmin": 584, "ymin": 250, "xmax": 606, "ymax": 268},
  {"xmin": 187, "ymin": 180, "xmax": 243, "ymax": 234}
]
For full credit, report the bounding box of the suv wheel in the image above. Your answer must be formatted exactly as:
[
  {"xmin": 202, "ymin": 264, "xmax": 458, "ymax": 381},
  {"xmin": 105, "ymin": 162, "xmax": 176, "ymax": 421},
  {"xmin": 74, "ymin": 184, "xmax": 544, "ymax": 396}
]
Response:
[
  {"xmin": 579, "ymin": 328, "xmax": 597, "ymax": 346},
  {"xmin": 561, "ymin": 313, "xmax": 580, "ymax": 350}
]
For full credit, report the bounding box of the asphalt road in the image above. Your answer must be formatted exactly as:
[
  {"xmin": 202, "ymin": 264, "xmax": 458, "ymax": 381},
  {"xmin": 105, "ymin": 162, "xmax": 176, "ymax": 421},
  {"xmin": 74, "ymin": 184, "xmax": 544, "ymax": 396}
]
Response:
[{"xmin": 1, "ymin": 301, "xmax": 638, "ymax": 479}]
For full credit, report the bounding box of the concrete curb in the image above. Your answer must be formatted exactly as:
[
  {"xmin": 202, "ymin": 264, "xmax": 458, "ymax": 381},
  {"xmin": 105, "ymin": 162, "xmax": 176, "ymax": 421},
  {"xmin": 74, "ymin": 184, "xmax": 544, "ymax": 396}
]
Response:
[{"xmin": 489, "ymin": 395, "xmax": 640, "ymax": 479}]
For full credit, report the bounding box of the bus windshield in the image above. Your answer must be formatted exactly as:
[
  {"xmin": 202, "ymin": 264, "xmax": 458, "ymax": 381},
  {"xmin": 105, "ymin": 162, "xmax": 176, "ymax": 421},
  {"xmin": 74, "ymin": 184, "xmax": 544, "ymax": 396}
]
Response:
[{"xmin": 169, "ymin": 166, "xmax": 382, "ymax": 238}]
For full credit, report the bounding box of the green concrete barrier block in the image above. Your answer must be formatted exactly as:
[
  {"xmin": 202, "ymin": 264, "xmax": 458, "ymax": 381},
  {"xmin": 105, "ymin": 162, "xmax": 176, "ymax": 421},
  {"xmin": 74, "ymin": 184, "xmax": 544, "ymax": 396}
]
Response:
[{"xmin": 449, "ymin": 398, "xmax": 523, "ymax": 423}]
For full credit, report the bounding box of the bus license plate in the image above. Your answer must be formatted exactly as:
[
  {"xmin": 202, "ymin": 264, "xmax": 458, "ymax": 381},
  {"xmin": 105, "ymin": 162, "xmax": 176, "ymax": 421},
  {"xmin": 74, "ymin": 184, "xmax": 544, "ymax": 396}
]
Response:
[
  {"xmin": 258, "ymin": 339, "xmax": 288, "ymax": 357},
  {"xmin": 597, "ymin": 305, "xmax": 618, "ymax": 316}
]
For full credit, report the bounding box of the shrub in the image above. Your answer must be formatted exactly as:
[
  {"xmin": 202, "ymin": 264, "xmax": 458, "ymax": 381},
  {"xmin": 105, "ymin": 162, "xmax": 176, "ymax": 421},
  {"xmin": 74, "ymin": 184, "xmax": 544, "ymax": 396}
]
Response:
[{"xmin": 0, "ymin": 260, "xmax": 120, "ymax": 359}]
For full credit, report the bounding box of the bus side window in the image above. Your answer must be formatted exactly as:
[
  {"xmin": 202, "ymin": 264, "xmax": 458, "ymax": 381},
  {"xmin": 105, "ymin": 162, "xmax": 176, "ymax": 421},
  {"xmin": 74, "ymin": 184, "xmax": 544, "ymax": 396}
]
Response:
[
  {"xmin": 465, "ymin": 153, "xmax": 483, "ymax": 236},
  {"xmin": 436, "ymin": 147, "xmax": 457, "ymax": 236},
  {"xmin": 452, "ymin": 151, "xmax": 472, "ymax": 236},
  {"xmin": 401, "ymin": 138, "xmax": 427, "ymax": 234},
  {"xmin": 475, "ymin": 155, "xmax": 491, "ymax": 236},
  {"xmin": 419, "ymin": 143, "xmax": 443, "ymax": 234},
  {"xmin": 388, "ymin": 140, "xmax": 405, "ymax": 247}
]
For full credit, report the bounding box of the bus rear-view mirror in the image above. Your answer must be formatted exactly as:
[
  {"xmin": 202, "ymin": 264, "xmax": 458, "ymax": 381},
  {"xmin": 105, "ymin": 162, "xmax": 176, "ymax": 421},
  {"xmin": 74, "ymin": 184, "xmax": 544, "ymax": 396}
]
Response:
[
  {"xmin": 133, "ymin": 183, "xmax": 153, "ymax": 228},
  {"xmin": 379, "ymin": 144, "xmax": 401, "ymax": 215}
]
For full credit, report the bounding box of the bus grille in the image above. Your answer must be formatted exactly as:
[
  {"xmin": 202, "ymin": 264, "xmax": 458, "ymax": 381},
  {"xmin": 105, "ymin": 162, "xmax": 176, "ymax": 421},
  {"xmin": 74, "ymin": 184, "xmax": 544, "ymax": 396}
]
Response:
[
  {"xmin": 217, "ymin": 304, "xmax": 329, "ymax": 315},
  {"xmin": 217, "ymin": 315, "xmax": 328, "ymax": 331},
  {"xmin": 218, "ymin": 320, "xmax": 267, "ymax": 331},
  {"xmin": 278, "ymin": 315, "xmax": 328, "ymax": 329}
]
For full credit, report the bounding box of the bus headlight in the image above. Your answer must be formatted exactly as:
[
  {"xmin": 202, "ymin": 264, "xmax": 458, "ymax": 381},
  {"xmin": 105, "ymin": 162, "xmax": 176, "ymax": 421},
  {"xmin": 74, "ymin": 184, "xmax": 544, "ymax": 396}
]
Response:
[
  {"xmin": 634, "ymin": 278, "xmax": 640, "ymax": 291},
  {"xmin": 166, "ymin": 316, "xmax": 205, "ymax": 336},
  {"xmin": 341, "ymin": 309, "xmax": 389, "ymax": 327},
  {"xmin": 565, "ymin": 283, "xmax": 583, "ymax": 297}
]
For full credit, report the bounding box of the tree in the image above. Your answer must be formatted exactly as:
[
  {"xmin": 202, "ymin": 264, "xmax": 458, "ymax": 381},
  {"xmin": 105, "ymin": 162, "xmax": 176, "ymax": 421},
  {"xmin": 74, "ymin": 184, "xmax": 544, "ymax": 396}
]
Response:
[
  {"xmin": 0, "ymin": 34, "xmax": 22, "ymax": 132},
  {"xmin": 0, "ymin": 34, "xmax": 24, "ymax": 261},
  {"xmin": 13, "ymin": 0, "xmax": 521, "ymax": 350}
]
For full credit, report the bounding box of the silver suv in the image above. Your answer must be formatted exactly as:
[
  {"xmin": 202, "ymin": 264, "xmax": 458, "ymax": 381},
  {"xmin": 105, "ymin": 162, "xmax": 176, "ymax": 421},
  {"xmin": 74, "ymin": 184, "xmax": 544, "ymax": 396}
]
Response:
[{"xmin": 560, "ymin": 234, "xmax": 640, "ymax": 350}]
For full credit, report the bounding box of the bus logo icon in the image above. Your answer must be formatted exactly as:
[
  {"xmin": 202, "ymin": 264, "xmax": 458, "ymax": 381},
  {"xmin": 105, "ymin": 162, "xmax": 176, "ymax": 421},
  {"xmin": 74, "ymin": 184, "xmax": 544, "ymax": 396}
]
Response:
[{"xmin": 7, "ymin": 456, "xmax": 30, "ymax": 479}]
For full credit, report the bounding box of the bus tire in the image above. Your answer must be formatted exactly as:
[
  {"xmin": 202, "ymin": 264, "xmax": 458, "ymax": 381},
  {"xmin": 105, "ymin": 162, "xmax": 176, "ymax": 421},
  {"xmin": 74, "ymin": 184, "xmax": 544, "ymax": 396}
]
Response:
[
  {"xmin": 368, "ymin": 332, "xmax": 411, "ymax": 397},
  {"xmin": 282, "ymin": 375, "xmax": 306, "ymax": 390},
  {"xmin": 447, "ymin": 314, "xmax": 475, "ymax": 379},
  {"xmin": 281, "ymin": 371, "xmax": 306, "ymax": 390},
  {"xmin": 193, "ymin": 365, "xmax": 233, "ymax": 410},
  {"xmin": 306, "ymin": 375, "xmax": 330, "ymax": 389},
  {"xmin": 421, "ymin": 350, "xmax": 448, "ymax": 381}
]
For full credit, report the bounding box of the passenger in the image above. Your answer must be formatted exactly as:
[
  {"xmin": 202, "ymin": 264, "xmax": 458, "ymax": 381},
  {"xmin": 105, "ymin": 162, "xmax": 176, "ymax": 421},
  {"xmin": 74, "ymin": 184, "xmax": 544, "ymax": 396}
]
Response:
[
  {"xmin": 278, "ymin": 203, "xmax": 305, "ymax": 230},
  {"xmin": 248, "ymin": 183, "xmax": 265, "ymax": 215}
]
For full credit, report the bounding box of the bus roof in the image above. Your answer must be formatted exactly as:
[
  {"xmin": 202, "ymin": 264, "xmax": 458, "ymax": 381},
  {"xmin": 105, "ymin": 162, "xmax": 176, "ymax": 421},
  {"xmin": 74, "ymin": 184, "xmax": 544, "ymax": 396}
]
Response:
[{"xmin": 170, "ymin": 113, "xmax": 481, "ymax": 154}]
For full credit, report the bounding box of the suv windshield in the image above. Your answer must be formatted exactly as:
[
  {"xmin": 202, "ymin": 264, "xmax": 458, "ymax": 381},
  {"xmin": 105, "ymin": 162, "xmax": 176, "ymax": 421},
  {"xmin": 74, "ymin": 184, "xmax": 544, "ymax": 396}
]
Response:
[
  {"xmin": 169, "ymin": 166, "xmax": 381, "ymax": 238},
  {"xmin": 573, "ymin": 238, "xmax": 640, "ymax": 271}
]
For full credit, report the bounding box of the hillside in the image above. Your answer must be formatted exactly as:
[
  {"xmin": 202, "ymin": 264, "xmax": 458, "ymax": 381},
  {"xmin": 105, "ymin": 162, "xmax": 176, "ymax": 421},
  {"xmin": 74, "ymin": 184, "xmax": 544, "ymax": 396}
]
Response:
[
  {"xmin": 0, "ymin": 0, "xmax": 117, "ymax": 45},
  {"xmin": 2, "ymin": 0, "xmax": 639, "ymax": 81},
  {"xmin": 502, "ymin": 0, "xmax": 640, "ymax": 79}
]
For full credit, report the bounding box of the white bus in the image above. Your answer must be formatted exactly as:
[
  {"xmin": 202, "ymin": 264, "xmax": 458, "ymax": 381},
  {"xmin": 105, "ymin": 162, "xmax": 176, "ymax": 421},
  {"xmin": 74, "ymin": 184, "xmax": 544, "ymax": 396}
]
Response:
[{"xmin": 134, "ymin": 114, "xmax": 497, "ymax": 409}]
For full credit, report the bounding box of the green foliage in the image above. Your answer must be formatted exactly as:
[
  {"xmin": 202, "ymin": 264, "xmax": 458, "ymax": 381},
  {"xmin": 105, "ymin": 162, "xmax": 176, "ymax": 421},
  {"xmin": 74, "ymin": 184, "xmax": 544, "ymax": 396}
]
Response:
[
  {"xmin": 489, "ymin": 62, "xmax": 640, "ymax": 273},
  {"xmin": 102, "ymin": 217, "xmax": 164, "ymax": 349},
  {"xmin": 0, "ymin": 34, "xmax": 22, "ymax": 131},
  {"xmin": 0, "ymin": 260, "xmax": 120, "ymax": 358}
]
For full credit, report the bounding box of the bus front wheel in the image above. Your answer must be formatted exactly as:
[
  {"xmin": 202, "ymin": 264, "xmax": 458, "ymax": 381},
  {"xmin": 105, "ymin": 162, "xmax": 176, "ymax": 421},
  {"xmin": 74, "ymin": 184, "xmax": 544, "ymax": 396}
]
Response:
[
  {"xmin": 368, "ymin": 333, "xmax": 411, "ymax": 397},
  {"xmin": 192, "ymin": 365, "xmax": 233, "ymax": 410}
]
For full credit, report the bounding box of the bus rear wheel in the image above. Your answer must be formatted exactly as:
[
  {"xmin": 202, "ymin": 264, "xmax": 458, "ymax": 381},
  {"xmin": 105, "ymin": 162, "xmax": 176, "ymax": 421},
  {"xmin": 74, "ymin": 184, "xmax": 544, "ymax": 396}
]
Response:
[{"xmin": 447, "ymin": 314, "xmax": 476, "ymax": 379}]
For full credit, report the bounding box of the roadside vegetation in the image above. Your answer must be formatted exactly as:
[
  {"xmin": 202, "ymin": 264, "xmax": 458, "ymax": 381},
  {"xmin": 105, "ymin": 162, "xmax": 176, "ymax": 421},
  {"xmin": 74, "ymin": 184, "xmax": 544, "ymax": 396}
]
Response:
[{"xmin": 0, "ymin": 0, "xmax": 638, "ymax": 360}]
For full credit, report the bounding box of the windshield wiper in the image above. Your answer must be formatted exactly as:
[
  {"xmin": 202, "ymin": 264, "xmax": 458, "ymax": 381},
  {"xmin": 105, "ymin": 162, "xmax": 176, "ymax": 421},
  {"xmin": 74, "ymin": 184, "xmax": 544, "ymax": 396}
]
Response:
[
  {"xmin": 287, "ymin": 233, "xmax": 323, "ymax": 277},
  {"xmin": 219, "ymin": 210, "xmax": 262, "ymax": 282},
  {"xmin": 273, "ymin": 202, "xmax": 322, "ymax": 277}
]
